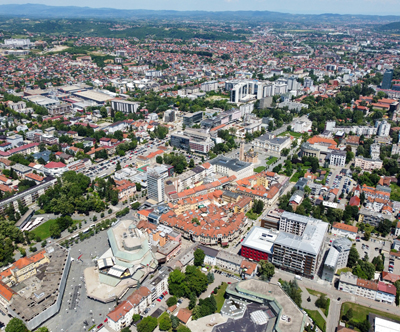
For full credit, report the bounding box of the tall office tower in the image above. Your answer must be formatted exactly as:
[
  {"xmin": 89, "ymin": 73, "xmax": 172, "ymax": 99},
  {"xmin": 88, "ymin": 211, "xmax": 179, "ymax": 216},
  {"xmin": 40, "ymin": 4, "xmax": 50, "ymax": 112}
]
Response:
[
  {"xmin": 239, "ymin": 140, "xmax": 245, "ymax": 161},
  {"xmin": 147, "ymin": 168, "xmax": 165, "ymax": 203},
  {"xmin": 381, "ymin": 69, "xmax": 394, "ymax": 90}
]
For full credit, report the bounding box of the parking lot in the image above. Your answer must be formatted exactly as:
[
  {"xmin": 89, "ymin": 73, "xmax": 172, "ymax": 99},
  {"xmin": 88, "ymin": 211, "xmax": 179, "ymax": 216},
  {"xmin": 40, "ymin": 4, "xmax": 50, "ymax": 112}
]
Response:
[{"xmin": 45, "ymin": 230, "xmax": 112, "ymax": 332}]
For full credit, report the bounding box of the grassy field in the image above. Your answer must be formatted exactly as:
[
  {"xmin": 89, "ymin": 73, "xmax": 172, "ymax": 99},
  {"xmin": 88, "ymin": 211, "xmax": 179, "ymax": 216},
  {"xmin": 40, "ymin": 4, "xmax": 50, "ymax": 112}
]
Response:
[
  {"xmin": 215, "ymin": 282, "xmax": 228, "ymax": 312},
  {"xmin": 341, "ymin": 302, "xmax": 400, "ymax": 323},
  {"xmin": 266, "ymin": 157, "xmax": 278, "ymax": 165},
  {"xmin": 306, "ymin": 289, "xmax": 330, "ymax": 316},
  {"xmin": 254, "ymin": 166, "xmax": 266, "ymax": 173},
  {"xmin": 157, "ymin": 311, "xmax": 169, "ymax": 323},
  {"xmin": 306, "ymin": 288, "xmax": 325, "ymax": 297},
  {"xmin": 336, "ymin": 267, "xmax": 352, "ymax": 275},
  {"xmin": 390, "ymin": 183, "xmax": 400, "ymax": 201},
  {"xmin": 32, "ymin": 218, "xmax": 81, "ymax": 240},
  {"xmin": 278, "ymin": 131, "xmax": 302, "ymax": 138},
  {"xmin": 305, "ymin": 309, "xmax": 326, "ymax": 332},
  {"xmin": 290, "ymin": 170, "xmax": 305, "ymax": 183},
  {"xmin": 246, "ymin": 210, "xmax": 261, "ymax": 220}
]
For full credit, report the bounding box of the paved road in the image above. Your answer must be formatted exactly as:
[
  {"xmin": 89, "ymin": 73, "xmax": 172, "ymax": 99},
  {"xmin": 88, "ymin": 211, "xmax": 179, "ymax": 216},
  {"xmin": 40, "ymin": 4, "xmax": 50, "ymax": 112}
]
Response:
[{"xmin": 273, "ymin": 269, "xmax": 398, "ymax": 332}]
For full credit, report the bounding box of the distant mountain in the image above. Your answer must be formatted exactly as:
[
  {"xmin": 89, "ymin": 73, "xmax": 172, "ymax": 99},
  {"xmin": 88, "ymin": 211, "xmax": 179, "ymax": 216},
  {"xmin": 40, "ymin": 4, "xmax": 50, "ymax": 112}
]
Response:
[{"xmin": 0, "ymin": 4, "xmax": 399, "ymax": 23}]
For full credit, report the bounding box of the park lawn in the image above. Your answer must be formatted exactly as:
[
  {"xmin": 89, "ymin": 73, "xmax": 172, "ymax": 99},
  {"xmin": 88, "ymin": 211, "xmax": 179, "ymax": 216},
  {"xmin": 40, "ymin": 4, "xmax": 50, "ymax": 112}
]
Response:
[
  {"xmin": 254, "ymin": 166, "xmax": 266, "ymax": 173},
  {"xmin": 215, "ymin": 282, "xmax": 228, "ymax": 312},
  {"xmin": 158, "ymin": 311, "xmax": 169, "ymax": 323},
  {"xmin": 336, "ymin": 267, "xmax": 352, "ymax": 275},
  {"xmin": 278, "ymin": 131, "xmax": 302, "ymax": 138},
  {"xmin": 290, "ymin": 171, "xmax": 305, "ymax": 183},
  {"xmin": 305, "ymin": 309, "xmax": 326, "ymax": 332},
  {"xmin": 341, "ymin": 302, "xmax": 400, "ymax": 324},
  {"xmin": 390, "ymin": 183, "xmax": 400, "ymax": 201},
  {"xmin": 32, "ymin": 218, "xmax": 81, "ymax": 240},
  {"xmin": 246, "ymin": 210, "xmax": 261, "ymax": 220},
  {"xmin": 266, "ymin": 157, "xmax": 278, "ymax": 165}
]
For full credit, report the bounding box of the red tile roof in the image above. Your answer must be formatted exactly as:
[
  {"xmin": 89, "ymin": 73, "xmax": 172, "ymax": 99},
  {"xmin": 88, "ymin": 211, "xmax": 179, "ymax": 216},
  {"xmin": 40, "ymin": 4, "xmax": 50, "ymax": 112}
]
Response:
[{"xmin": 332, "ymin": 222, "xmax": 358, "ymax": 234}]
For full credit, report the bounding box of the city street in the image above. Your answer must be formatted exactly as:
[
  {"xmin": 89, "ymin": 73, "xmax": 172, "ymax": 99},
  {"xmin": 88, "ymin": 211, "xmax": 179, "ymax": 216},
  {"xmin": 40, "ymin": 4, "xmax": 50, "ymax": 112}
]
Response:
[{"xmin": 272, "ymin": 269, "xmax": 399, "ymax": 332}]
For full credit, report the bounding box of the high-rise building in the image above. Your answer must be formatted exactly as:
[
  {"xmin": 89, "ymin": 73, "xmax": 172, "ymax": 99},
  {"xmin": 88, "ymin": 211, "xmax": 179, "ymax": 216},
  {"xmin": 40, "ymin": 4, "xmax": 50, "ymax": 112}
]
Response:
[
  {"xmin": 304, "ymin": 77, "xmax": 314, "ymax": 88},
  {"xmin": 376, "ymin": 120, "xmax": 391, "ymax": 137},
  {"xmin": 239, "ymin": 140, "xmax": 245, "ymax": 161},
  {"xmin": 147, "ymin": 168, "xmax": 165, "ymax": 203},
  {"xmin": 381, "ymin": 69, "xmax": 394, "ymax": 90},
  {"xmin": 273, "ymin": 212, "xmax": 328, "ymax": 278},
  {"xmin": 163, "ymin": 109, "xmax": 176, "ymax": 122},
  {"xmin": 287, "ymin": 76, "xmax": 298, "ymax": 91}
]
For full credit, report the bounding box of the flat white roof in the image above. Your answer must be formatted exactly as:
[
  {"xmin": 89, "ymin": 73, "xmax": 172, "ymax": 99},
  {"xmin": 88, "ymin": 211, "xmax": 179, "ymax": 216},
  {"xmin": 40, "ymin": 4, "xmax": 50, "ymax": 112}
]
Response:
[
  {"xmin": 375, "ymin": 317, "xmax": 400, "ymax": 332},
  {"xmin": 241, "ymin": 226, "xmax": 278, "ymax": 254}
]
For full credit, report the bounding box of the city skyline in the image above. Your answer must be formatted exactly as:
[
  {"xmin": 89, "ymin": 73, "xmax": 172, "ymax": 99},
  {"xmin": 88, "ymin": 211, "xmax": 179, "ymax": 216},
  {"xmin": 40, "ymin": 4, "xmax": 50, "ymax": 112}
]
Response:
[{"xmin": 0, "ymin": 0, "xmax": 399, "ymax": 16}]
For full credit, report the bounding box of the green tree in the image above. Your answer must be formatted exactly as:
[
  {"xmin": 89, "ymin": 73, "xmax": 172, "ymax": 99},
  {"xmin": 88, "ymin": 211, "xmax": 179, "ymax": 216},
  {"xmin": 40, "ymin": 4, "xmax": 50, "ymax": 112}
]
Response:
[
  {"xmin": 159, "ymin": 314, "xmax": 172, "ymax": 331},
  {"xmin": 258, "ymin": 260, "xmax": 275, "ymax": 281},
  {"xmin": 364, "ymin": 231, "xmax": 371, "ymax": 241},
  {"xmin": 189, "ymin": 292, "xmax": 197, "ymax": 310},
  {"xmin": 5, "ymin": 318, "xmax": 29, "ymax": 332},
  {"xmin": 315, "ymin": 294, "xmax": 328, "ymax": 310},
  {"xmin": 342, "ymin": 308, "xmax": 353, "ymax": 321},
  {"xmin": 207, "ymin": 272, "xmax": 214, "ymax": 284},
  {"xmin": 137, "ymin": 316, "xmax": 158, "ymax": 332},
  {"xmin": 116, "ymin": 161, "xmax": 121, "ymax": 171},
  {"xmin": 171, "ymin": 315, "xmax": 180, "ymax": 329},
  {"xmin": 156, "ymin": 155, "xmax": 163, "ymax": 164},
  {"xmin": 347, "ymin": 246, "xmax": 359, "ymax": 268},
  {"xmin": 194, "ymin": 248, "xmax": 205, "ymax": 266},
  {"xmin": 132, "ymin": 314, "xmax": 141, "ymax": 322},
  {"xmin": 376, "ymin": 219, "xmax": 392, "ymax": 237},
  {"xmin": 121, "ymin": 328, "xmax": 131, "ymax": 332},
  {"xmin": 166, "ymin": 296, "xmax": 178, "ymax": 307}
]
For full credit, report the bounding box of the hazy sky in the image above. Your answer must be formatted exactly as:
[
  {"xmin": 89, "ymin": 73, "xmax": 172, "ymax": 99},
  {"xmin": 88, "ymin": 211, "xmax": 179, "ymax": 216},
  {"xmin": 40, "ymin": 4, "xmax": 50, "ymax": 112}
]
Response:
[{"xmin": 1, "ymin": 0, "xmax": 400, "ymax": 15}]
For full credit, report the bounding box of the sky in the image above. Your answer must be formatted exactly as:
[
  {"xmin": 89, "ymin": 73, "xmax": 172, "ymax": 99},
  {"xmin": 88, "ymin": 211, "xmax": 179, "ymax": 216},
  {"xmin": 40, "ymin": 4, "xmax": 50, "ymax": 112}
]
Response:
[{"xmin": 1, "ymin": 0, "xmax": 400, "ymax": 15}]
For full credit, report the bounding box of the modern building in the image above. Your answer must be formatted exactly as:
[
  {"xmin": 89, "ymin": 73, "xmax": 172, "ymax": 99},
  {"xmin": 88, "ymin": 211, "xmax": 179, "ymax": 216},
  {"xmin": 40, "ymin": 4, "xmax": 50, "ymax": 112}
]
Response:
[
  {"xmin": 293, "ymin": 119, "xmax": 312, "ymax": 133},
  {"xmin": 183, "ymin": 111, "xmax": 203, "ymax": 127},
  {"xmin": 241, "ymin": 227, "xmax": 278, "ymax": 262},
  {"xmin": 329, "ymin": 150, "xmax": 346, "ymax": 167},
  {"xmin": 84, "ymin": 221, "xmax": 158, "ymax": 303},
  {"xmin": 321, "ymin": 237, "xmax": 352, "ymax": 283},
  {"xmin": 376, "ymin": 120, "xmax": 391, "ymax": 137},
  {"xmin": 209, "ymin": 155, "xmax": 253, "ymax": 180},
  {"xmin": 370, "ymin": 143, "xmax": 381, "ymax": 160},
  {"xmin": 354, "ymin": 156, "xmax": 383, "ymax": 171},
  {"xmin": 147, "ymin": 168, "xmax": 165, "ymax": 203},
  {"xmin": 170, "ymin": 129, "xmax": 214, "ymax": 154},
  {"xmin": 111, "ymin": 100, "xmax": 140, "ymax": 113},
  {"xmin": 223, "ymin": 279, "xmax": 306, "ymax": 332},
  {"xmin": 381, "ymin": 69, "xmax": 394, "ymax": 90},
  {"xmin": 273, "ymin": 212, "xmax": 328, "ymax": 278},
  {"xmin": 163, "ymin": 109, "xmax": 176, "ymax": 122}
]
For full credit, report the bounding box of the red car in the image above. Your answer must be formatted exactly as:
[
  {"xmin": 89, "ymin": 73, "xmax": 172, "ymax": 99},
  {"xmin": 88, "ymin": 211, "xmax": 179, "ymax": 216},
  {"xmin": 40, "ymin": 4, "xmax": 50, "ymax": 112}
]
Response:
[
  {"xmin": 157, "ymin": 299, "xmax": 161, "ymax": 302},
  {"xmin": 97, "ymin": 324, "xmax": 103, "ymax": 329},
  {"xmin": 228, "ymin": 282, "xmax": 231, "ymax": 284}
]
